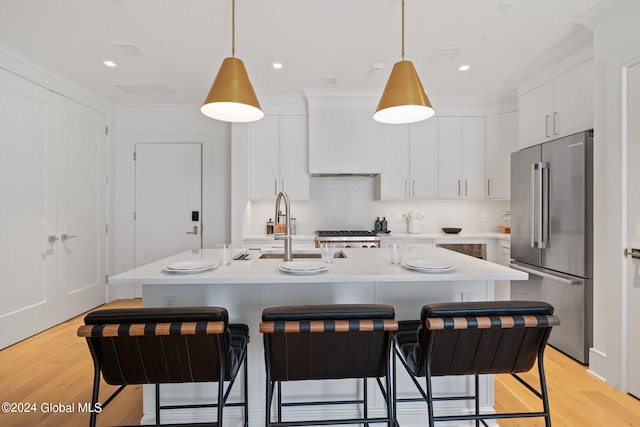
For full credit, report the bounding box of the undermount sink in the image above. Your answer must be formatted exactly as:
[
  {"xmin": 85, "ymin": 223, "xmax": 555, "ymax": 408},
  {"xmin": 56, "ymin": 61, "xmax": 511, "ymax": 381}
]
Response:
[{"xmin": 258, "ymin": 250, "xmax": 347, "ymax": 260}]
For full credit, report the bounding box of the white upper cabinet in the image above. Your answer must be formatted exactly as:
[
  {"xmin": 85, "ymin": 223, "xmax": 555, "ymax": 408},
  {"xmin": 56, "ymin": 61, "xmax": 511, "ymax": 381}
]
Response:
[
  {"xmin": 485, "ymin": 111, "xmax": 518, "ymax": 199},
  {"xmin": 249, "ymin": 116, "xmax": 280, "ymax": 199},
  {"xmin": 409, "ymin": 119, "xmax": 439, "ymax": 199},
  {"xmin": 249, "ymin": 115, "xmax": 309, "ymax": 200},
  {"xmin": 378, "ymin": 124, "xmax": 410, "ymax": 199},
  {"xmin": 518, "ymin": 59, "xmax": 593, "ymax": 149},
  {"xmin": 439, "ymin": 117, "xmax": 486, "ymax": 199},
  {"xmin": 279, "ymin": 116, "xmax": 310, "ymax": 199},
  {"xmin": 554, "ymin": 59, "xmax": 594, "ymax": 136},
  {"xmin": 309, "ymin": 109, "xmax": 384, "ymax": 175},
  {"xmin": 377, "ymin": 119, "xmax": 438, "ymax": 200}
]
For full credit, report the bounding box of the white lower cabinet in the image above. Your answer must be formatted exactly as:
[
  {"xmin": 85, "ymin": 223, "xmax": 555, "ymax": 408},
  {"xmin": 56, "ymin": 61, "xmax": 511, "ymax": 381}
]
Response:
[
  {"xmin": 249, "ymin": 115, "xmax": 309, "ymax": 200},
  {"xmin": 438, "ymin": 117, "xmax": 486, "ymax": 199},
  {"xmin": 0, "ymin": 69, "xmax": 107, "ymax": 349}
]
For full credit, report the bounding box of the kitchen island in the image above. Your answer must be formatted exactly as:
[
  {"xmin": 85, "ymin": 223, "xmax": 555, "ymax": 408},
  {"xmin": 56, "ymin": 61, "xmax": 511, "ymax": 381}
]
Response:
[{"xmin": 109, "ymin": 246, "xmax": 527, "ymax": 426}]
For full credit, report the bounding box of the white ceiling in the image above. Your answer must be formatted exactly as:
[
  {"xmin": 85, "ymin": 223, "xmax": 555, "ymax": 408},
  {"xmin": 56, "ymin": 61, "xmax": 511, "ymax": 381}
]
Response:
[{"xmin": 0, "ymin": 0, "xmax": 620, "ymax": 107}]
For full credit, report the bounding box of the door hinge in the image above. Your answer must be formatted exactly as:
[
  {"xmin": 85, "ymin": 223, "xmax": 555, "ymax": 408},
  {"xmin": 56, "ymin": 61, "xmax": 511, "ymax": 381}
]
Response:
[
  {"xmin": 133, "ymin": 152, "xmax": 136, "ymax": 161},
  {"xmin": 133, "ymin": 211, "xmax": 137, "ymax": 220},
  {"xmin": 105, "ymin": 126, "xmax": 109, "ymax": 135}
]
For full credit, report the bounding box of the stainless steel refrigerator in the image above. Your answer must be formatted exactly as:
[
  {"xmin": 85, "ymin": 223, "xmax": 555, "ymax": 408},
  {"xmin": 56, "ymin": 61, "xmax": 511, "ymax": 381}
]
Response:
[{"xmin": 510, "ymin": 130, "xmax": 593, "ymax": 364}]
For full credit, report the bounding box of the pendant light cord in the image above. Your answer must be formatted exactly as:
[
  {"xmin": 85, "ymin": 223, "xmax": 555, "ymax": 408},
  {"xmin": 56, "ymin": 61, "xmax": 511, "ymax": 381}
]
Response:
[
  {"xmin": 231, "ymin": 0, "xmax": 236, "ymax": 57},
  {"xmin": 401, "ymin": 0, "xmax": 405, "ymax": 61}
]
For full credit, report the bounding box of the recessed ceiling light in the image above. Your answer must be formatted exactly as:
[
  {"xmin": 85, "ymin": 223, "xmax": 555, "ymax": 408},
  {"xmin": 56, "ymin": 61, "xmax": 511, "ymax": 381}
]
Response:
[
  {"xmin": 103, "ymin": 60, "xmax": 117, "ymax": 67},
  {"xmin": 369, "ymin": 62, "xmax": 385, "ymax": 71},
  {"xmin": 458, "ymin": 65, "xmax": 470, "ymax": 71},
  {"xmin": 272, "ymin": 62, "xmax": 283, "ymax": 69}
]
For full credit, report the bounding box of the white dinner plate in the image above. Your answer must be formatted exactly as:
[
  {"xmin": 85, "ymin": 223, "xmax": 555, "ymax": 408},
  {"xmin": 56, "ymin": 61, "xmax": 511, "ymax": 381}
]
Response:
[
  {"xmin": 164, "ymin": 260, "xmax": 218, "ymax": 273},
  {"xmin": 279, "ymin": 261, "xmax": 328, "ymax": 274},
  {"xmin": 403, "ymin": 259, "xmax": 452, "ymax": 270},
  {"xmin": 401, "ymin": 263, "xmax": 454, "ymax": 273}
]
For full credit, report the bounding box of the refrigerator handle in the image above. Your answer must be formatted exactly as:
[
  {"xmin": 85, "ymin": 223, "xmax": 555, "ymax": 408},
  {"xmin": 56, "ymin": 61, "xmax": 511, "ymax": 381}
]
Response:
[
  {"xmin": 539, "ymin": 161, "xmax": 548, "ymax": 249},
  {"xmin": 510, "ymin": 262, "xmax": 582, "ymax": 285},
  {"xmin": 531, "ymin": 163, "xmax": 537, "ymax": 248}
]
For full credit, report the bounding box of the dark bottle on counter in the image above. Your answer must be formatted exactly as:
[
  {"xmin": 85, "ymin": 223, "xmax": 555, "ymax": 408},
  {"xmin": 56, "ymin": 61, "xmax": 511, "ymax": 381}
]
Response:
[
  {"xmin": 381, "ymin": 217, "xmax": 388, "ymax": 232},
  {"xmin": 266, "ymin": 218, "xmax": 274, "ymax": 235},
  {"xmin": 375, "ymin": 217, "xmax": 382, "ymax": 231}
]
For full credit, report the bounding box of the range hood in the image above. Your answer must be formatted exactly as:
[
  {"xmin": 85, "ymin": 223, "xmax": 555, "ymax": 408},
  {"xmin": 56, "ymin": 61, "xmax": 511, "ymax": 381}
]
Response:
[{"xmin": 307, "ymin": 91, "xmax": 385, "ymax": 175}]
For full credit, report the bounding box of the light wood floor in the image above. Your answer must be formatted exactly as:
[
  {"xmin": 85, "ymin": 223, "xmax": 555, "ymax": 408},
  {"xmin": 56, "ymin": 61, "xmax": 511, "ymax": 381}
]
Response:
[{"xmin": 1, "ymin": 299, "xmax": 639, "ymax": 426}]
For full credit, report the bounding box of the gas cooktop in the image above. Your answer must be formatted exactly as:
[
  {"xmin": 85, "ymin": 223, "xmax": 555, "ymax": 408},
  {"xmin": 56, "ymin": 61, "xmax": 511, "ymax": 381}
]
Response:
[{"xmin": 316, "ymin": 230, "xmax": 378, "ymax": 237}]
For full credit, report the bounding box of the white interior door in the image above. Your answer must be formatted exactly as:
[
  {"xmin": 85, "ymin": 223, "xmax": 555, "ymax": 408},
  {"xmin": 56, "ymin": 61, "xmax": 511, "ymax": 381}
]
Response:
[
  {"xmin": 57, "ymin": 97, "xmax": 107, "ymax": 321},
  {"xmin": 0, "ymin": 69, "xmax": 57, "ymax": 349},
  {"xmin": 626, "ymin": 60, "xmax": 640, "ymax": 399},
  {"xmin": 135, "ymin": 143, "xmax": 202, "ymax": 268}
]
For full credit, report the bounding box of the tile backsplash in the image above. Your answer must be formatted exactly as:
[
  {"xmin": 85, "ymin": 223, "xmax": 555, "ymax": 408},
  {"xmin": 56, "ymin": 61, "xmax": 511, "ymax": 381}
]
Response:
[{"xmin": 246, "ymin": 176, "xmax": 510, "ymax": 235}]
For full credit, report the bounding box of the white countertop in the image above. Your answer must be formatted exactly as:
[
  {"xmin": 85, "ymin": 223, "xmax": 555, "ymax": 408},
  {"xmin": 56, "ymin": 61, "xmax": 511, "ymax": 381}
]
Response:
[
  {"xmin": 243, "ymin": 232, "xmax": 510, "ymax": 242},
  {"xmin": 379, "ymin": 231, "xmax": 511, "ymax": 241},
  {"xmin": 109, "ymin": 246, "xmax": 525, "ymax": 286}
]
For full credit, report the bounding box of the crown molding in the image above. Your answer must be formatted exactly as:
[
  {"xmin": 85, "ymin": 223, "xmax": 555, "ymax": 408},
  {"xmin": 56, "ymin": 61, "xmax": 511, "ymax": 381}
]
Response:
[{"xmin": 0, "ymin": 39, "xmax": 115, "ymax": 114}]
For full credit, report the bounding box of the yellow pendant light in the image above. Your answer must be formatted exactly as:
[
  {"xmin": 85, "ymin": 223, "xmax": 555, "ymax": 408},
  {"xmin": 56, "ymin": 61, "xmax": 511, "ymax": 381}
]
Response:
[
  {"xmin": 374, "ymin": 0, "xmax": 434, "ymax": 124},
  {"xmin": 201, "ymin": 0, "xmax": 264, "ymax": 123}
]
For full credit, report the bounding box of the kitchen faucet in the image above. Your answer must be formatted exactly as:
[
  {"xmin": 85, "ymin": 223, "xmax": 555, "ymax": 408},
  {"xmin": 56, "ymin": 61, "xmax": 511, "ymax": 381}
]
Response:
[{"xmin": 274, "ymin": 191, "xmax": 292, "ymax": 261}]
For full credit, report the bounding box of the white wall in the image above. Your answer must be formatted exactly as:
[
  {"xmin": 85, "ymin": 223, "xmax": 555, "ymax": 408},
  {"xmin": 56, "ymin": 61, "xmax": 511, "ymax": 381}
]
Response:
[
  {"xmin": 590, "ymin": 0, "xmax": 640, "ymax": 390},
  {"xmin": 112, "ymin": 107, "xmax": 230, "ymax": 298}
]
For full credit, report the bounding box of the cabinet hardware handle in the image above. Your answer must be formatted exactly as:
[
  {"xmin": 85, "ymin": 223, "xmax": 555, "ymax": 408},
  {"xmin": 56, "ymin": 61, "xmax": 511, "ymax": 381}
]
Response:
[
  {"xmin": 487, "ymin": 179, "xmax": 491, "ymax": 196},
  {"xmin": 457, "ymin": 179, "xmax": 461, "ymax": 196},
  {"xmin": 412, "ymin": 179, "xmax": 415, "ymax": 197},
  {"xmin": 61, "ymin": 233, "xmax": 77, "ymax": 241},
  {"xmin": 404, "ymin": 179, "xmax": 408, "ymax": 197},
  {"xmin": 545, "ymin": 115, "xmax": 551, "ymax": 138},
  {"xmin": 274, "ymin": 180, "xmax": 277, "ymax": 196},
  {"xmin": 553, "ymin": 112, "xmax": 559, "ymax": 135},
  {"xmin": 465, "ymin": 180, "xmax": 468, "ymax": 197},
  {"xmin": 48, "ymin": 235, "xmax": 58, "ymax": 243},
  {"xmin": 186, "ymin": 226, "xmax": 198, "ymax": 235}
]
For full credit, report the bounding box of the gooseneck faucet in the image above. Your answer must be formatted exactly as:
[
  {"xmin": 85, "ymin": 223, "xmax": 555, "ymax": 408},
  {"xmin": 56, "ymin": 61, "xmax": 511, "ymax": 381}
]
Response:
[{"xmin": 274, "ymin": 191, "xmax": 292, "ymax": 261}]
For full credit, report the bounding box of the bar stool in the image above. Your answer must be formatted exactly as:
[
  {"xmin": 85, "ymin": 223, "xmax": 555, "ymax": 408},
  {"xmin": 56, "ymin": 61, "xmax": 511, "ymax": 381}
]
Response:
[
  {"xmin": 77, "ymin": 306, "xmax": 249, "ymax": 427},
  {"xmin": 393, "ymin": 300, "xmax": 560, "ymax": 427},
  {"xmin": 260, "ymin": 304, "xmax": 398, "ymax": 427}
]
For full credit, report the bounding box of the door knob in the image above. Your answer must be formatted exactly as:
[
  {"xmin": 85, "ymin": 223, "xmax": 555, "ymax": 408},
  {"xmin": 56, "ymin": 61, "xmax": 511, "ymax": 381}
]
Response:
[
  {"xmin": 48, "ymin": 235, "xmax": 58, "ymax": 243},
  {"xmin": 625, "ymin": 248, "xmax": 640, "ymax": 259},
  {"xmin": 186, "ymin": 226, "xmax": 198, "ymax": 235},
  {"xmin": 61, "ymin": 233, "xmax": 77, "ymax": 241}
]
